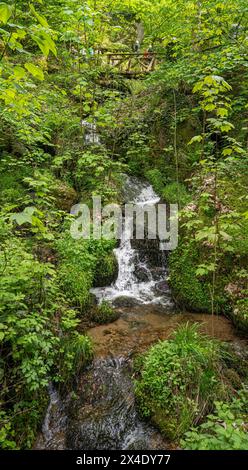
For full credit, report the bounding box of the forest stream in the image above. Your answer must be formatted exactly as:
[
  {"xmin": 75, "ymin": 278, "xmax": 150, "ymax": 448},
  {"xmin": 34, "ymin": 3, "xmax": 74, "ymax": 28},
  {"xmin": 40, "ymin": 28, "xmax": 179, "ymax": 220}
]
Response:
[
  {"xmin": 1, "ymin": 0, "xmax": 248, "ymax": 458},
  {"xmin": 35, "ymin": 177, "xmax": 247, "ymax": 451}
]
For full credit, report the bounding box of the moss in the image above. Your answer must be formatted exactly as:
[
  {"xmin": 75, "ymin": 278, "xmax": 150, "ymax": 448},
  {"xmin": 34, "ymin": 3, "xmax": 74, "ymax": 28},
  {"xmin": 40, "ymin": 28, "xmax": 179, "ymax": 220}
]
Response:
[
  {"xmin": 52, "ymin": 180, "xmax": 78, "ymax": 212},
  {"xmin": 91, "ymin": 301, "xmax": 120, "ymax": 325},
  {"xmin": 169, "ymin": 243, "xmax": 212, "ymax": 312},
  {"xmin": 93, "ymin": 252, "xmax": 118, "ymax": 287}
]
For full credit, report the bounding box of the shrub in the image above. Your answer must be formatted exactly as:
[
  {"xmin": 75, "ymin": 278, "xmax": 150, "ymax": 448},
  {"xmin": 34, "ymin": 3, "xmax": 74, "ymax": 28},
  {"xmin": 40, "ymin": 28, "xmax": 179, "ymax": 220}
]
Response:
[
  {"xmin": 182, "ymin": 390, "xmax": 248, "ymax": 450},
  {"xmin": 56, "ymin": 235, "xmax": 95, "ymax": 310},
  {"xmin": 58, "ymin": 333, "xmax": 94, "ymax": 384},
  {"xmin": 162, "ymin": 182, "xmax": 191, "ymax": 208},
  {"xmin": 0, "ymin": 230, "xmax": 94, "ymax": 449},
  {"xmin": 134, "ymin": 323, "xmax": 236, "ymax": 440},
  {"xmin": 145, "ymin": 169, "xmax": 166, "ymax": 195}
]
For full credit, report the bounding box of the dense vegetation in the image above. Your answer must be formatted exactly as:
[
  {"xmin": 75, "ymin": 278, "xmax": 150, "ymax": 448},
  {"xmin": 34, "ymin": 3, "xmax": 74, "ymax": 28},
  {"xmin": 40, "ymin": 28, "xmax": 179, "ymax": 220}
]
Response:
[
  {"xmin": 0, "ymin": 0, "xmax": 247, "ymax": 451},
  {"xmin": 135, "ymin": 324, "xmax": 248, "ymax": 446}
]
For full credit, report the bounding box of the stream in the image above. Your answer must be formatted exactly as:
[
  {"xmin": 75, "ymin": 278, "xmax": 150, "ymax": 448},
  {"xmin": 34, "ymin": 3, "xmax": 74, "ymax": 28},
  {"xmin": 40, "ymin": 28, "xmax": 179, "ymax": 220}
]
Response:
[
  {"xmin": 36, "ymin": 176, "xmax": 245, "ymax": 450},
  {"xmin": 91, "ymin": 176, "xmax": 172, "ymax": 307}
]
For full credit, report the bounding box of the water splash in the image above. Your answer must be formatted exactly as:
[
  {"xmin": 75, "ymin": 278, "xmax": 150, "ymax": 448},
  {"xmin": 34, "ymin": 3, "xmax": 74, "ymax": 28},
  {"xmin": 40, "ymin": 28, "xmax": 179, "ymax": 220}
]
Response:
[{"xmin": 91, "ymin": 176, "xmax": 172, "ymax": 307}]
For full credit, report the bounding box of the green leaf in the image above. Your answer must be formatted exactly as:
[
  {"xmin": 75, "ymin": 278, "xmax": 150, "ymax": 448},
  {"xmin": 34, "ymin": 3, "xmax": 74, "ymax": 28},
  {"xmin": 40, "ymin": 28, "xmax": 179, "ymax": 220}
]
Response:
[
  {"xmin": 29, "ymin": 3, "xmax": 49, "ymax": 28},
  {"xmin": 10, "ymin": 206, "xmax": 36, "ymax": 225},
  {"xmin": 0, "ymin": 3, "xmax": 12, "ymax": 24},
  {"xmin": 220, "ymin": 231, "xmax": 232, "ymax": 241},
  {"xmin": 217, "ymin": 108, "xmax": 228, "ymax": 118},
  {"xmin": 41, "ymin": 31, "xmax": 57, "ymax": 56},
  {"xmin": 31, "ymin": 32, "xmax": 57, "ymax": 57},
  {"xmin": 220, "ymin": 122, "xmax": 235, "ymax": 133},
  {"xmin": 222, "ymin": 148, "xmax": 232, "ymax": 156},
  {"xmin": 188, "ymin": 135, "xmax": 203, "ymax": 145},
  {"xmin": 32, "ymin": 35, "xmax": 49, "ymax": 56},
  {"xmin": 24, "ymin": 63, "xmax": 44, "ymax": 80},
  {"xmin": 13, "ymin": 66, "xmax": 26, "ymax": 80},
  {"xmin": 0, "ymin": 331, "xmax": 5, "ymax": 341},
  {"xmin": 204, "ymin": 104, "xmax": 216, "ymax": 112}
]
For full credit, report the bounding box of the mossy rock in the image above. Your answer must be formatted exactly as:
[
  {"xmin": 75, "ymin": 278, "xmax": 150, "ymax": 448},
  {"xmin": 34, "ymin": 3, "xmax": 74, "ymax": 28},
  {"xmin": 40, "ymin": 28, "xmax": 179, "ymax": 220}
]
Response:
[
  {"xmin": 91, "ymin": 301, "xmax": 120, "ymax": 325},
  {"xmin": 52, "ymin": 181, "xmax": 78, "ymax": 212},
  {"xmin": 93, "ymin": 252, "xmax": 118, "ymax": 287},
  {"xmin": 169, "ymin": 243, "xmax": 211, "ymax": 312}
]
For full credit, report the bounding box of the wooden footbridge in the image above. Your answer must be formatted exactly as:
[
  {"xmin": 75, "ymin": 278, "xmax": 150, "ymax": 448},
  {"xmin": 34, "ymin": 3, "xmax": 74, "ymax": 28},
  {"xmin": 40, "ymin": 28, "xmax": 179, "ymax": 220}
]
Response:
[{"xmin": 93, "ymin": 50, "xmax": 164, "ymax": 77}]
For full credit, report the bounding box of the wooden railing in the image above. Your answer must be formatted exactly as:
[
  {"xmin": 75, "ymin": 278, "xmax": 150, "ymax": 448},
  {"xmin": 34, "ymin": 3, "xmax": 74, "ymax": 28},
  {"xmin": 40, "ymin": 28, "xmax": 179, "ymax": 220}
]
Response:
[{"xmin": 93, "ymin": 51, "xmax": 163, "ymax": 76}]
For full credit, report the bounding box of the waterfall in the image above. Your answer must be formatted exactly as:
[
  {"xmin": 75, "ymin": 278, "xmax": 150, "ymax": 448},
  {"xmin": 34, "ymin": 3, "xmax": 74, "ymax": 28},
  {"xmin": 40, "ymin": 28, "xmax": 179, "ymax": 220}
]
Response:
[
  {"xmin": 91, "ymin": 176, "xmax": 172, "ymax": 307},
  {"xmin": 36, "ymin": 177, "xmax": 173, "ymax": 451},
  {"xmin": 82, "ymin": 120, "xmax": 101, "ymax": 145}
]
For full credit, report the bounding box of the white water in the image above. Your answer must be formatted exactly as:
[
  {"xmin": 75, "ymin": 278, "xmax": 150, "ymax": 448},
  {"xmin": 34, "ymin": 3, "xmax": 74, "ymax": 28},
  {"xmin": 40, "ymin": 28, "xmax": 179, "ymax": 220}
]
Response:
[
  {"xmin": 82, "ymin": 120, "xmax": 101, "ymax": 145},
  {"xmin": 91, "ymin": 177, "xmax": 172, "ymax": 307},
  {"xmin": 36, "ymin": 383, "xmax": 67, "ymax": 449},
  {"xmin": 36, "ymin": 178, "xmax": 173, "ymax": 451}
]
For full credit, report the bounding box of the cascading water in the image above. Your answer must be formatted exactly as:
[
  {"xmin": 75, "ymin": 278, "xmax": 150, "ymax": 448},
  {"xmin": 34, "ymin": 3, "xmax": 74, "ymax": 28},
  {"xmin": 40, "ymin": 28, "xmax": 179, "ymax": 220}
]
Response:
[
  {"xmin": 91, "ymin": 176, "xmax": 173, "ymax": 307},
  {"xmin": 82, "ymin": 120, "xmax": 101, "ymax": 145},
  {"xmin": 36, "ymin": 176, "xmax": 173, "ymax": 451},
  {"xmin": 36, "ymin": 358, "xmax": 168, "ymax": 450}
]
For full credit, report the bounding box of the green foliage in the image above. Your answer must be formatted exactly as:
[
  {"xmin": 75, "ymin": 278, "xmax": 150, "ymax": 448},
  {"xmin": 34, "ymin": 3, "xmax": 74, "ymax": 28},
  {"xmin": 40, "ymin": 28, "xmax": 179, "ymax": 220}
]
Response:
[
  {"xmin": 56, "ymin": 235, "xmax": 94, "ymax": 310},
  {"xmin": 0, "ymin": 236, "xmax": 56, "ymax": 316},
  {"xmin": 0, "ymin": 230, "xmax": 95, "ymax": 448},
  {"xmin": 91, "ymin": 301, "xmax": 120, "ymax": 325},
  {"xmin": 56, "ymin": 232, "xmax": 116, "ymax": 310},
  {"xmin": 125, "ymin": 130, "xmax": 151, "ymax": 176},
  {"xmin": 58, "ymin": 333, "xmax": 94, "ymax": 384},
  {"xmin": 0, "ymin": 1, "xmax": 56, "ymax": 121},
  {"xmin": 135, "ymin": 323, "xmax": 242, "ymax": 440},
  {"xmin": 93, "ymin": 252, "xmax": 118, "ymax": 287},
  {"xmin": 145, "ymin": 169, "xmax": 166, "ymax": 195},
  {"xmin": 169, "ymin": 243, "xmax": 212, "ymax": 312},
  {"xmin": 162, "ymin": 182, "xmax": 191, "ymax": 207},
  {"xmin": 0, "ymin": 0, "xmax": 248, "ymax": 451},
  {"xmin": 182, "ymin": 390, "xmax": 248, "ymax": 450},
  {"xmin": 76, "ymin": 150, "xmax": 125, "ymax": 202}
]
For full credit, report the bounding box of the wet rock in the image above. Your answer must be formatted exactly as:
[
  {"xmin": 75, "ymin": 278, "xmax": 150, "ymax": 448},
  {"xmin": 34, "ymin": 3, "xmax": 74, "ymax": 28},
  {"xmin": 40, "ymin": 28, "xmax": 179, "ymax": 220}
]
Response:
[
  {"xmin": 135, "ymin": 265, "xmax": 151, "ymax": 282},
  {"xmin": 112, "ymin": 296, "xmax": 141, "ymax": 308},
  {"xmin": 155, "ymin": 281, "xmax": 170, "ymax": 295},
  {"xmin": 65, "ymin": 358, "xmax": 168, "ymax": 450},
  {"xmin": 150, "ymin": 267, "xmax": 167, "ymax": 281}
]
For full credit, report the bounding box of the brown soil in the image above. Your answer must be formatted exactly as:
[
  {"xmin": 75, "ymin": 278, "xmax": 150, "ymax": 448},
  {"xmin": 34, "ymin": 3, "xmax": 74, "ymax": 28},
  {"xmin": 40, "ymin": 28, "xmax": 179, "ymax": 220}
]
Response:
[{"xmin": 89, "ymin": 305, "xmax": 247, "ymax": 358}]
